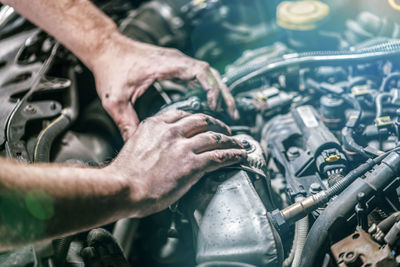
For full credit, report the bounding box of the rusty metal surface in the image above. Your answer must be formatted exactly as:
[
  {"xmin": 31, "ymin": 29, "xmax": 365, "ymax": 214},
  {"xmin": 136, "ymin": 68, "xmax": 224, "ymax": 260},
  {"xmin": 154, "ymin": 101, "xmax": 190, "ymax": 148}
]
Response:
[{"xmin": 330, "ymin": 230, "xmax": 397, "ymax": 267}]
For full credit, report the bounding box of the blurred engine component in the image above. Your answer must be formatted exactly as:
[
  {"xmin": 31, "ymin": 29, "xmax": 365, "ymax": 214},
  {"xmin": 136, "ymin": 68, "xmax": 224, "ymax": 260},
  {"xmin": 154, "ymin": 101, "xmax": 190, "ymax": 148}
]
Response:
[
  {"xmin": 120, "ymin": 0, "xmax": 280, "ymax": 68},
  {"xmin": 276, "ymin": 1, "xmax": 332, "ymax": 50}
]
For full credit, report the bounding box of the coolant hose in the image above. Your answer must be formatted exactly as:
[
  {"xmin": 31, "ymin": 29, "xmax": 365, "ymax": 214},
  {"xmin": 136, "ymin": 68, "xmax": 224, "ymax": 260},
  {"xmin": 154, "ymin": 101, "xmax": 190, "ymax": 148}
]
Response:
[
  {"xmin": 225, "ymin": 40, "xmax": 400, "ymax": 93},
  {"xmin": 33, "ymin": 110, "xmax": 72, "ymax": 162},
  {"xmin": 342, "ymin": 127, "xmax": 371, "ymax": 158},
  {"xmin": 299, "ymin": 152, "xmax": 400, "ymax": 267}
]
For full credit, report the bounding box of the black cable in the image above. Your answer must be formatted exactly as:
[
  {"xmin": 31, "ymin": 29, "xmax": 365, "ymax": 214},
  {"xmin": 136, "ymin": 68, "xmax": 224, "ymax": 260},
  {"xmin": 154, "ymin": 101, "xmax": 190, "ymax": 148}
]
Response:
[{"xmin": 379, "ymin": 72, "xmax": 400, "ymax": 92}]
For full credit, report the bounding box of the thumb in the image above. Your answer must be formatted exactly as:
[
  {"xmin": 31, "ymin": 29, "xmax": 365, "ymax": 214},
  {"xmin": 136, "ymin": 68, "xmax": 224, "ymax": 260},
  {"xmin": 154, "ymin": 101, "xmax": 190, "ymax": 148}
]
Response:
[{"xmin": 103, "ymin": 98, "xmax": 139, "ymax": 141}]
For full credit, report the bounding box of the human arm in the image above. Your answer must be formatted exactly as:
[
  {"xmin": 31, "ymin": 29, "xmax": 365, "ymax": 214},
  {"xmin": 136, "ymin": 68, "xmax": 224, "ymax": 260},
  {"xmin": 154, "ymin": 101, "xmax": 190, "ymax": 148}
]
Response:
[
  {"xmin": 1, "ymin": 0, "xmax": 239, "ymax": 139},
  {"xmin": 0, "ymin": 110, "xmax": 246, "ymax": 251}
]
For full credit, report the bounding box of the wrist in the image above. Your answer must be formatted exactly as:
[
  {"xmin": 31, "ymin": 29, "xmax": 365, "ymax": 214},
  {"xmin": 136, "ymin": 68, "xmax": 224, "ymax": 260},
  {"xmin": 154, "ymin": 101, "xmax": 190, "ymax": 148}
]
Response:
[
  {"xmin": 87, "ymin": 30, "xmax": 139, "ymax": 74},
  {"xmin": 101, "ymin": 163, "xmax": 147, "ymax": 218},
  {"xmin": 82, "ymin": 24, "xmax": 121, "ymax": 72},
  {"xmin": 92, "ymin": 165, "xmax": 136, "ymax": 218}
]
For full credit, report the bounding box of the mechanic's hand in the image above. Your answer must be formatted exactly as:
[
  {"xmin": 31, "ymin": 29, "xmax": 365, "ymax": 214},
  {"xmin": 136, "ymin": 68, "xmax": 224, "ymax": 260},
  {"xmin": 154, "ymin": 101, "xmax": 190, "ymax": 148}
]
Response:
[
  {"xmin": 106, "ymin": 109, "xmax": 246, "ymax": 217},
  {"xmin": 92, "ymin": 33, "xmax": 239, "ymax": 140}
]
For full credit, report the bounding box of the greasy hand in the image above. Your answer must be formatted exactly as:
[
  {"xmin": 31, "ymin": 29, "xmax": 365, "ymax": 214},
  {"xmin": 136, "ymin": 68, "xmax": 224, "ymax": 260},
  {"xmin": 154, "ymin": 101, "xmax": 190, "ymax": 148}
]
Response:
[
  {"xmin": 107, "ymin": 110, "xmax": 246, "ymax": 217},
  {"xmin": 92, "ymin": 33, "xmax": 238, "ymax": 140}
]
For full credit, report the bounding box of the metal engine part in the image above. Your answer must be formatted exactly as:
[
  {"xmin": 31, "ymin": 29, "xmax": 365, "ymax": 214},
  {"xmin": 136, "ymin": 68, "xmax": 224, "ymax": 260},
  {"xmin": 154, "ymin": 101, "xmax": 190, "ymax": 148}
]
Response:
[{"xmin": 330, "ymin": 230, "xmax": 397, "ymax": 267}]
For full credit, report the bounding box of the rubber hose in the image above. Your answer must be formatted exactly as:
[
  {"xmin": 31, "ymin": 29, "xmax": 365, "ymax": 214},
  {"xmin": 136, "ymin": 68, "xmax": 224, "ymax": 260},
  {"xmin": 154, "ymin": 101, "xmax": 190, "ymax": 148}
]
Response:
[
  {"xmin": 292, "ymin": 215, "xmax": 308, "ymax": 267},
  {"xmin": 282, "ymin": 196, "xmax": 309, "ymax": 267},
  {"xmin": 380, "ymin": 72, "xmax": 400, "ymax": 92},
  {"xmin": 376, "ymin": 93, "xmax": 392, "ymax": 118},
  {"xmin": 340, "ymin": 94, "xmax": 374, "ymax": 158},
  {"xmin": 342, "ymin": 127, "xmax": 370, "ymax": 158},
  {"xmin": 226, "ymin": 40, "xmax": 400, "ymax": 93},
  {"xmin": 33, "ymin": 111, "xmax": 71, "ymax": 163},
  {"xmin": 299, "ymin": 152, "xmax": 400, "ymax": 267}
]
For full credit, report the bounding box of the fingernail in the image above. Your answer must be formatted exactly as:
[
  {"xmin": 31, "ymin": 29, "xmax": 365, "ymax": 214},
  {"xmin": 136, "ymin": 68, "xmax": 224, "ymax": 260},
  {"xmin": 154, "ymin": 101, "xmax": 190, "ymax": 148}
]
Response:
[
  {"xmin": 236, "ymin": 139, "xmax": 244, "ymax": 148},
  {"xmin": 227, "ymin": 126, "xmax": 232, "ymax": 135}
]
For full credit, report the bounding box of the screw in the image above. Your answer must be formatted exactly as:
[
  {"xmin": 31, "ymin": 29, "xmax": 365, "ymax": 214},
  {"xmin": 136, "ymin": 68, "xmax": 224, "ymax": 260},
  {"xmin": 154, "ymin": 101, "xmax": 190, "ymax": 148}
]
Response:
[
  {"xmin": 310, "ymin": 183, "xmax": 322, "ymax": 194},
  {"xmin": 190, "ymin": 98, "xmax": 201, "ymax": 110},
  {"xmin": 23, "ymin": 104, "xmax": 37, "ymax": 114}
]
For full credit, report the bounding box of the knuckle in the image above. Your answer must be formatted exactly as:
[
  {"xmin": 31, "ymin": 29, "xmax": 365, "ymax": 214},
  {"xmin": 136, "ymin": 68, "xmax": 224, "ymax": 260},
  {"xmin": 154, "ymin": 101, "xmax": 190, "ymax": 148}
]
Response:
[
  {"xmin": 175, "ymin": 109, "xmax": 190, "ymax": 117},
  {"xmin": 165, "ymin": 125, "xmax": 181, "ymax": 138},
  {"xmin": 145, "ymin": 117, "xmax": 157, "ymax": 125},
  {"xmin": 192, "ymin": 113, "xmax": 212, "ymax": 125},
  {"xmin": 206, "ymin": 131, "xmax": 220, "ymax": 143},
  {"xmin": 211, "ymin": 151, "xmax": 231, "ymax": 163},
  {"xmin": 198, "ymin": 61, "xmax": 210, "ymax": 71},
  {"xmin": 226, "ymin": 94, "xmax": 235, "ymax": 104},
  {"xmin": 181, "ymin": 152, "xmax": 197, "ymax": 174},
  {"xmin": 227, "ymin": 137, "xmax": 238, "ymax": 146}
]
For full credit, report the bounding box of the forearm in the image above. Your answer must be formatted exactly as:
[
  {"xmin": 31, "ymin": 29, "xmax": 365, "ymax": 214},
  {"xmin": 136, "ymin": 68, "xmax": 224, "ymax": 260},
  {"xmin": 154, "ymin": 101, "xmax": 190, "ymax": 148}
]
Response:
[
  {"xmin": 1, "ymin": 0, "xmax": 120, "ymax": 71},
  {"xmin": 0, "ymin": 158, "xmax": 133, "ymax": 251}
]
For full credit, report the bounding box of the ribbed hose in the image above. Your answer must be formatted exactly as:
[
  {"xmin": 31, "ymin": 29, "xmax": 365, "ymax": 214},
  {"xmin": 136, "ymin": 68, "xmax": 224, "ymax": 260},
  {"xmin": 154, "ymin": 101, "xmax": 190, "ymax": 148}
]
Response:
[
  {"xmin": 52, "ymin": 236, "xmax": 74, "ymax": 267},
  {"xmin": 291, "ymin": 215, "xmax": 308, "ymax": 267},
  {"xmin": 282, "ymin": 196, "xmax": 309, "ymax": 267},
  {"xmin": 225, "ymin": 40, "xmax": 400, "ymax": 93}
]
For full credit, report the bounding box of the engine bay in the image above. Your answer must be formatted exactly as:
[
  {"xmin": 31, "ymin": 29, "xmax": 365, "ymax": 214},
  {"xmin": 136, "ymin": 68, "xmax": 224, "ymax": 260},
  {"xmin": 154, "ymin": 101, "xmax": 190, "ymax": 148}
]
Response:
[{"xmin": 2, "ymin": 0, "xmax": 400, "ymax": 266}]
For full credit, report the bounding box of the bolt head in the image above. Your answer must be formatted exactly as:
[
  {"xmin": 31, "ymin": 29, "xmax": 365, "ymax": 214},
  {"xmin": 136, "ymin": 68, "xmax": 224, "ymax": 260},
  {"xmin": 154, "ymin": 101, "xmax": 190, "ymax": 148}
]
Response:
[
  {"xmin": 23, "ymin": 104, "xmax": 37, "ymax": 114},
  {"xmin": 310, "ymin": 183, "xmax": 322, "ymax": 192}
]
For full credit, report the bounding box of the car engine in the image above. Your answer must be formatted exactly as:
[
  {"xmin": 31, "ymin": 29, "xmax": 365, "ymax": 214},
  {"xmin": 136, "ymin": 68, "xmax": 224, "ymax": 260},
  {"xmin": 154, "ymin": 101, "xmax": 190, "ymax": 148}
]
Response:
[{"xmin": 2, "ymin": 0, "xmax": 400, "ymax": 266}]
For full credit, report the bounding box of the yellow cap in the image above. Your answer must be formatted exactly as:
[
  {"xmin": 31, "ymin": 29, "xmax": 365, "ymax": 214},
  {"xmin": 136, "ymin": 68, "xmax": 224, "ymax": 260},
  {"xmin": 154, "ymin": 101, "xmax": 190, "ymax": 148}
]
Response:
[
  {"xmin": 326, "ymin": 154, "xmax": 340, "ymax": 163},
  {"xmin": 277, "ymin": 1, "xmax": 330, "ymax": 31}
]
